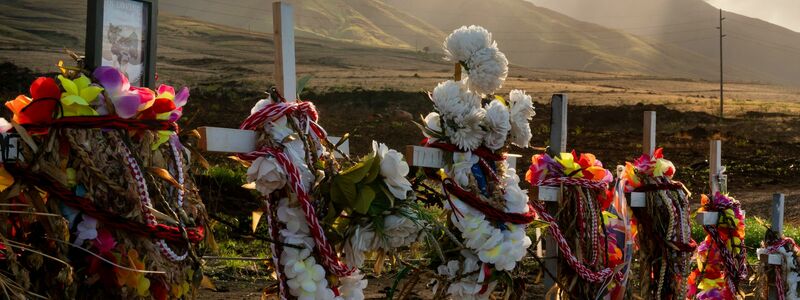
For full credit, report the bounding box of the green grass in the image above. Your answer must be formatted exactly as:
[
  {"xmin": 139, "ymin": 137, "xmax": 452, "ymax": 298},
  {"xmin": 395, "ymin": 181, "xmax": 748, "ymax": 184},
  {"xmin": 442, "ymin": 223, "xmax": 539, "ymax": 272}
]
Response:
[{"xmin": 691, "ymin": 216, "xmax": 800, "ymax": 262}]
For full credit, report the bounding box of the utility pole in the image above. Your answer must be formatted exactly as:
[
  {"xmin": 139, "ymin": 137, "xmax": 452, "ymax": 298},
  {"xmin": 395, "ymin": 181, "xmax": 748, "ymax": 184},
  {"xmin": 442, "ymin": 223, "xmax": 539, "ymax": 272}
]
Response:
[{"xmin": 717, "ymin": 9, "xmax": 726, "ymax": 120}]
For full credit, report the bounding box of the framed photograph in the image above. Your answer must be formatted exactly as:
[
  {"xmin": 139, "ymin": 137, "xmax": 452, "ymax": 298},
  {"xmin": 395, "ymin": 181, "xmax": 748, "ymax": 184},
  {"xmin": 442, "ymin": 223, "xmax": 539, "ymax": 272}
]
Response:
[{"xmin": 86, "ymin": 0, "xmax": 157, "ymax": 88}]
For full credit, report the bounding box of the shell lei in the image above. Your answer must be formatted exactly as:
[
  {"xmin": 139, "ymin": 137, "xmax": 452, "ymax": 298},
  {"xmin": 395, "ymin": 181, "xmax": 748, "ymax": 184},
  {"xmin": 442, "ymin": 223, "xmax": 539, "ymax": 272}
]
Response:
[
  {"xmin": 756, "ymin": 237, "xmax": 800, "ymax": 300},
  {"xmin": 621, "ymin": 149, "xmax": 694, "ymax": 299},
  {"xmin": 687, "ymin": 193, "xmax": 748, "ymax": 300},
  {"xmin": 239, "ymin": 96, "xmax": 365, "ymax": 300},
  {"xmin": 526, "ymin": 152, "xmax": 630, "ymax": 299},
  {"xmin": 0, "ymin": 66, "xmax": 204, "ymax": 299}
]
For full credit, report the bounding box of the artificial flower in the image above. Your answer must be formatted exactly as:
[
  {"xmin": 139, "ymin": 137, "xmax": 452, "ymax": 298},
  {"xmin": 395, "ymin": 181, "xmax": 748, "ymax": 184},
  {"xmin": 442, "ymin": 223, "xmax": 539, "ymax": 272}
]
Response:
[
  {"xmin": 6, "ymin": 77, "xmax": 60, "ymax": 124},
  {"xmin": 482, "ymin": 100, "xmax": 510, "ymax": 151},
  {"xmin": 431, "ymin": 80, "xmax": 481, "ymax": 120},
  {"xmin": 444, "ymin": 25, "xmax": 494, "ymax": 64},
  {"xmin": 422, "ymin": 112, "xmax": 443, "ymax": 142},
  {"xmin": 555, "ymin": 153, "xmax": 581, "ymax": 177},
  {"xmin": 73, "ymin": 215, "xmax": 98, "ymax": 246},
  {"xmin": 56, "ymin": 75, "xmax": 102, "ymax": 116},
  {"xmin": 343, "ymin": 224, "xmax": 375, "ymax": 268},
  {"xmin": 502, "ymin": 170, "xmax": 529, "ymax": 213},
  {"xmin": 0, "ymin": 165, "xmax": 14, "ymax": 192},
  {"xmin": 94, "ymin": 228, "xmax": 117, "ymax": 255},
  {"xmin": 250, "ymin": 97, "xmax": 273, "ymax": 116},
  {"xmin": 382, "ymin": 214, "xmax": 422, "ymax": 249},
  {"xmin": 247, "ymin": 155, "xmax": 288, "ymax": 195},
  {"xmin": 448, "ymin": 107, "xmax": 486, "ymax": 151},
  {"xmin": 508, "ymin": 89, "xmax": 535, "ymax": 147},
  {"xmin": 338, "ymin": 272, "xmax": 368, "ymax": 300},
  {"xmin": 277, "ymin": 198, "xmax": 310, "ymax": 235},
  {"xmin": 93, "ymin": 66, "xmax": 145, "ymax": 118},
  {"xmin": 372, "ymin": 141, "xmax": 413, "ymax": 199},
  {"xmin": 463, "ymin": 46, "xmax": 508, "ymax": 95},
  {"xmin": 449, "ymin": 151, "xmax": 479, "ymax": 187}
]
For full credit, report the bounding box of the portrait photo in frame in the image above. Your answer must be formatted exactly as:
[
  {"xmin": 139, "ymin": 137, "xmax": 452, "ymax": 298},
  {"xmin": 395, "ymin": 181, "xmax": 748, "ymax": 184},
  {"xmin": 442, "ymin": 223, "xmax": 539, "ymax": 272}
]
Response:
[{"xmin": 86, "ymin": 0, "xmax": 157, "ymax": 88}]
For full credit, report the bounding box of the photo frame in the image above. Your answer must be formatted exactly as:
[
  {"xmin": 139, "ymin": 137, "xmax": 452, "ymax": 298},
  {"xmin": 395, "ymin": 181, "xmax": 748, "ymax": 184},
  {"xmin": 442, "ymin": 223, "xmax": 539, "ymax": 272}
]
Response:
[{"xmin": 86, "ymin": 0, "xmax": 157, "ymax": 88}]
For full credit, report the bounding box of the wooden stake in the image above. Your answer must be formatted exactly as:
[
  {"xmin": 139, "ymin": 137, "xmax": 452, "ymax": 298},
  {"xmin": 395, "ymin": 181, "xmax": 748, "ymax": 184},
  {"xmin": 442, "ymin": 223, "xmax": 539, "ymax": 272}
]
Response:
[
  {"xmin": 643, "ymin": 111, "xmax": 656, "ymax": 156},
  {"xmin": 709, "ymin": 140, "xmax": 722, "ymax": 194},
  {"xmin": 272, "ymin": 1, "xmax": 296, "ymax": 101},
  {"xmin": 454, "ymin": 63, "xmax": 462, "ymax": 81},
  {"xmin": 543, "ymin": 93, "xmax": 567, "ymax": 291}
]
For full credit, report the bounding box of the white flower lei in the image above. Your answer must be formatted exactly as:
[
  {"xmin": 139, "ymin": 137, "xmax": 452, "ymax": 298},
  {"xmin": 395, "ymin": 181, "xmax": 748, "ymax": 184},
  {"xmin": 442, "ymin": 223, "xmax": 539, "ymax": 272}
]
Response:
[{"xmin": 246, "ymin": 98, "xmax": 367, "ymax": 300}]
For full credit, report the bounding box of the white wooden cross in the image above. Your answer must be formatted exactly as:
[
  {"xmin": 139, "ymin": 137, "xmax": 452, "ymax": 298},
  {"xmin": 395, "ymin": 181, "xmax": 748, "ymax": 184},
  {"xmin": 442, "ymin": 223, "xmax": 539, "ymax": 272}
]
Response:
[
  {"xmin": 197, "ymin": 2, "xmax": 348, "ymax": 156},
  {"xmin": 536, "ymin": 93, "xmax": 568, "ymax": 292},
  {"xmin": 759, "ymin": 193, "xmax": 786, "ymax": 300},
  {"xmin": 696, "ymin": 140, "xmax": 746, "ymax": 225},
  {"xmin": 628, "ymin": 111, "xmax": 656, "ymax": 208}
]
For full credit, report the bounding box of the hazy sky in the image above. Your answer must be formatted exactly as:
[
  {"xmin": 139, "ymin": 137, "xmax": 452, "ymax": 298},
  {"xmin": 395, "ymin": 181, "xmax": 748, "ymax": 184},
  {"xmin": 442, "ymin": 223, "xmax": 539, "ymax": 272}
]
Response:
[{"xmin": 704, "ymin": 0, "xmax": 799, "ymax": 32}]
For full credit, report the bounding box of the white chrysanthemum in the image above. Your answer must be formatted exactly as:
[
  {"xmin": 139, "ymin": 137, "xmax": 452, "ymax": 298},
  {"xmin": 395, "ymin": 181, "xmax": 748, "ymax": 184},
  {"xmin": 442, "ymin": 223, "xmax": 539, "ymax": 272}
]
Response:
[
  {"xmin": 382, "ymin": 214, "xmax": 423, "ymax": 249},
  {"xmin": 482, "ymin": 100, "xmax": 511, "ymax": 151},
  {"xmin": 343, "ymin": 224, "xmax": 376, "ymax": 268},
  {"xmin": 372, "ymin": 141, "xmax": 413, "ymax": 200},
  {"xmin": 338, "ymin": 271, "xmax": 368, "ymax": 300},
  {"xmin": 246, "ymin": 156, "xmax": 287, "ymax": 195},
  {"xmin": 448, "ymin": 108, "xmax": 486, "ymax": 151},
  {"xmin": 508, "ymin": 90, "xmax": 535, "ymax": 147},
  {"xmin": 431, "ymin": 80, "xmax": 481, "ymax": 119},
  {"xmin": 444, "ymin": 25, "xmax": 494, "ymax": 63},
  {"xmin": 464, "ymin": 47, "xmax": 508, "ymax": 95}
]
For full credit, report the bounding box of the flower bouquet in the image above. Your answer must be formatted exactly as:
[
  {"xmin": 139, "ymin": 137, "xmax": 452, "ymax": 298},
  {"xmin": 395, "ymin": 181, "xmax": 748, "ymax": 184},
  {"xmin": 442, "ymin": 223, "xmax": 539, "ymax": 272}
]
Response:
[
  {"xmin": 0, "ymin": 62, "xmax": 205, "ymax": 299},
  {"xmin": 526, "ymin": 151, "xmax": 630, "ymax": 299},
  {"xmin": 237, "ymin": 89, "xmax": 426, "ymax": 299},
  {"xmin": 620, "ymin": 148, "xmax": 695, "ymax": 299},
  {"xmin": 411, "ymin": 25, "xmax": 537, "ymax": 299},
  {"xmin": 755, "ymin": 226, "xmax": 800, "ymax": 300},
  {"xmin": 687, "ymin": 193, "xmax": 747, "ymax": 299}
]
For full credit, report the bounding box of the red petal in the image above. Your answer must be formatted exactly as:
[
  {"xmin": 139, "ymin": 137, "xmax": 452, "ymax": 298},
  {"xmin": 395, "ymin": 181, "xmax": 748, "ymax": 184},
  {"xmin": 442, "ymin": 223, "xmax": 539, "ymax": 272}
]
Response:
[
  {"xmin": 20, "ymin": 98, "xmax": 57, "ymax": 125},
  {"xmin": 653, "ymin": 147, "xmax": 664, "ymax": 159},
  {"xmin": 151, "ymin": 98, "xmax": 176, "ymax": 113},
  {"xmin": 30, "ymin": 77, "xmax": 61, "ymax": 100}
]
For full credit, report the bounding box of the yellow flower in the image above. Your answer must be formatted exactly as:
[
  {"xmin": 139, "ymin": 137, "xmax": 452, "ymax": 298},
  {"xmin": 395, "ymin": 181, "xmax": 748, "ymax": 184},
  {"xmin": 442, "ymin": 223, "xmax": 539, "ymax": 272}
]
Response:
[
  {"xmin": 0, "ymin": 166, "xmax": 14, "ymax": 191},
  {"xmin": 57, "ymin": 75, "xmax": 102, "ymax": 117},
  {"xmin": 555, "ymin": 153, "xmax": 582, "ymax": 178}
]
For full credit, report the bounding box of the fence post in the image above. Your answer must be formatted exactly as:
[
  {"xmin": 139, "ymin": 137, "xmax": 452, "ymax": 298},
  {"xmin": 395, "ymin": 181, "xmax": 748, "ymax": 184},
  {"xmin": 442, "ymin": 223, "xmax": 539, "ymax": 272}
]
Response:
[
  {"xmin": 543, "ymin": 94, "xmax": 568, "ymax": 291},
  {"xmin": 768, "ymin": 193, "xmax": 785, "ymax": 300}
]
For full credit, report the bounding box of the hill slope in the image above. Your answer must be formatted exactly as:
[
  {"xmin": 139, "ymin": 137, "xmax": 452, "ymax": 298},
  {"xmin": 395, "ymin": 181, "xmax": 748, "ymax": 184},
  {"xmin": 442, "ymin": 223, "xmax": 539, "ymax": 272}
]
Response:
[
  {"xmin": 160, "ymin": 0, "xmax": 445, "ymax": 51},
  {"xmin": 383, "ymin": 0, "xmax": 763, "ymax": 83},
  {"xmin": 529, "ymin": 0, "xmax": 800, "ymax": 86}
]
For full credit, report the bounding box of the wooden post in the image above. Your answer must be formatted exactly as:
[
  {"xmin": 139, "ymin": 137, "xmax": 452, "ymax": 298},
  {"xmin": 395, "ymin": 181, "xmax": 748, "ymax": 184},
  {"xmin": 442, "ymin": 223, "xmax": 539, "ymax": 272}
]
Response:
[
  {"xmin": 196, "ymin": 2, "xmax": 347, "ymax": 156},
  {"xmin": 765, "ymin": 193, "xmax": 785, "ymax": 300},
  {"xmin": 771, "ymin": 193, "xmax": 785, "ymax": 236},
  {"xmin": 709, "ymin": 140, "xmax": 722, "ymax": 194},
  {"xmin": 272, "ymin": 1, "xmax": 296, "ymax": 101},
  {"xmin": 630, "ymin": 111, "xmax": 656, "ymax": 208},
  {"xmin": 643, "ymin": 111, "xmax": 656, "ymax": 157},
  {"xmin": 543, "ymin": 94, "xmax": 567, "ymax": 291}
]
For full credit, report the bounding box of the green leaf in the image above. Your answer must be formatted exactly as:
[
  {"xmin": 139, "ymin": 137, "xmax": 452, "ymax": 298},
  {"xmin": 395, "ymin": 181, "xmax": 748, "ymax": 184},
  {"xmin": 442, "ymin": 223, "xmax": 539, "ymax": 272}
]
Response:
[
  {"xmin": 335, "ymin": 177, "xmax": 358, "ymax": 203},
  {"xmin": 367, "ymin": 195, "xmax": 391, "ymax": 217},
  {"xmin": 296, "ymin": 75, "xmax": 312, "ymax": 95},
  {"xmin": 353, "ymin": 185, "xmax": 376, "ymax": 214},
  {"xmin": 339, "ymin": 154, "xmax": 375, "ymax": 183},
  {"xmin": 378, "ymin": 183, "xmax": 395, "ymax": 208},
  {"xmin": 529, "ymin": 219, "xmax": 551, "ymax": 230},
  {"xmin": 364, "ymin": 154, "xmax": 381, "ymax": 184},
  {"xmin": 386, "ymin": 266, "xmax": 410, "ymax": 300}
]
